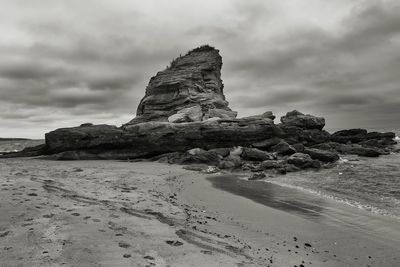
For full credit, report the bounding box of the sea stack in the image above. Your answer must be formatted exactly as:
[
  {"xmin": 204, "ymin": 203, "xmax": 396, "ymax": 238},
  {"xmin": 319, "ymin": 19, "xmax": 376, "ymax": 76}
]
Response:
[
  {"xmin": 1, "ymin": 45, "xmax": 397, "ymax": 163},
  {"xmin": 126, "ymin": 45, "xmax": 237, "ymax": 125}
]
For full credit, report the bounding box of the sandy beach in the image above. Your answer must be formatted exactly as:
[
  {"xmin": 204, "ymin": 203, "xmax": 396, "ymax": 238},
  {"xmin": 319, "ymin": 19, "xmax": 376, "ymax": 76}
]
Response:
[{"xmin": 0, "ymin": 158, "xmax": 399, "ymax": 267}]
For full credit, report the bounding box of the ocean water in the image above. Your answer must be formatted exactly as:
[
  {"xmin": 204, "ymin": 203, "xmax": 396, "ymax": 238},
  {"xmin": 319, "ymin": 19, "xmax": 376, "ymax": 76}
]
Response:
[
  {"xmin": 0, "ymin": 139, "xmax": 44, "ymax": 155},
  {"xmin": 267, "ymin": 130, "xmax": 400, "ymax": 219}
]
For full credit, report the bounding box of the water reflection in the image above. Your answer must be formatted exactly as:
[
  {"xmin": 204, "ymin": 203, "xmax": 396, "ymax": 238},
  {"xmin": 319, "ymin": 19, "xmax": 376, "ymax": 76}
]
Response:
[{"xmin": 208, "ymin": 174, "xmax": 327, "ymax": 221}]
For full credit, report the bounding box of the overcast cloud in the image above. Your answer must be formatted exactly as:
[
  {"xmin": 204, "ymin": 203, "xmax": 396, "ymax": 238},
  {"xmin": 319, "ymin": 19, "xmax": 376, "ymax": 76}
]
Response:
[{"xmin": 0, "ymin": 0, "xmax": 399, "ymax": 138}]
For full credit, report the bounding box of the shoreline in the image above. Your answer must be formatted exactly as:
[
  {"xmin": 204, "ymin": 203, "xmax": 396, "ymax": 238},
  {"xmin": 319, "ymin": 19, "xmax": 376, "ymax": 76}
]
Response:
[
  {"xmin": 0, "ymin": 158, "xmax": 399, "ymax": 266},
  {"xmin": 175, "ymin": 170, "xmax": 400, "ymax": 266},
  {"xmin": 207, "ymin": 174, "xmax": 400, "ymax": 243}
]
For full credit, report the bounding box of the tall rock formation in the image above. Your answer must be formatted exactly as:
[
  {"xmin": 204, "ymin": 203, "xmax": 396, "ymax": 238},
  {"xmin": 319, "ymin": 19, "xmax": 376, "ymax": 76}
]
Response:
[
  {"xmin": 126, "ymin": 45, "xmax": 237, "ymax": 125},
  {"xmin": 1, "ymin": 45, "xmax": 396, "ymax": 163}
]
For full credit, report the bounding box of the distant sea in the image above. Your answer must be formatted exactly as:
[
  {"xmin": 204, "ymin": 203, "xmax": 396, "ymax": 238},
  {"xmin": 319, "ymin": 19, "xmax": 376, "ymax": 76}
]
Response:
[
  {"xmin": 0, "ymin": 139, "xmax": 44, "ymax": 155},
  {"xmin": 268, "ymin": 128, "xmax": 400, "ymax": 219}
]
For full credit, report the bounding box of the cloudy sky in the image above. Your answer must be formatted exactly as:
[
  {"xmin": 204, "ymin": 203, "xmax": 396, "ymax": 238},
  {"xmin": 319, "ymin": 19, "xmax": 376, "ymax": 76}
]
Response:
[{"xmin": 1, "ymin": 0, "xmax": 399, "ymax": 138}]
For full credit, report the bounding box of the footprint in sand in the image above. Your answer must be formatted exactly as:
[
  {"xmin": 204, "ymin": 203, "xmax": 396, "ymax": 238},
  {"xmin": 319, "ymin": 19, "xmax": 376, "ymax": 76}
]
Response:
[
  {"xmin": 0, "ymin": 231, "xmax": 11, "ymax": 237},
  {"xmin": 165, "ymin": 240, "xmax": 183, "ymax": 246},
  {"xmin": 118, "ymin": 241, "xmax": 131, "ymax": 248}
]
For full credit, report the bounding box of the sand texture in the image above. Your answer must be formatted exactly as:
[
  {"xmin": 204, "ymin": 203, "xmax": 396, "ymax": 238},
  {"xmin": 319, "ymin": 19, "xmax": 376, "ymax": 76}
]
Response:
[{"xmin": 0, "ymin": 158, "xmax": 399, "ymax": 266}]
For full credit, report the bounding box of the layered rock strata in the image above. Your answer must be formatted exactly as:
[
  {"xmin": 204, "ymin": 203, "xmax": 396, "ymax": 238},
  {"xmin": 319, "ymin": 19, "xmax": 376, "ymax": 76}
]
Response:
[
  {"xmin": 126, "ymin": 45, "xmax": 237, "ymax": 125},
  {"xmin": 1, "ymin": 45, "xmax": 397, "ymax": 177}
]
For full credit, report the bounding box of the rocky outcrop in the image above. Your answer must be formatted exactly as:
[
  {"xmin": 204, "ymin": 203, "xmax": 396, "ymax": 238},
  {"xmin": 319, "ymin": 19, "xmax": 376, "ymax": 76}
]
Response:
[
  {"xmin": 270, "ymin": 141, "xmax": 296, "ymax": 155},
  {"xmin": 2, "ymin": 45, "xmax": 397, "ymax": 180},
  {"xmin": 280, "ymin": 110, "xmax": 325, "ymax": 130},
  {"xmin": 126, "ymin": 45, "xmax": 236, "ymax": 125},
  {"xmin": 303, "ymin": 148, "xmax": 339, "ymax": 163},
  {"xmin": 332, "ymin": 129, "xmax": 396, "ymax": 146},
  {"xmin": 44, "ymin": 118, "xmax": 280, "ymax": 159},
  {"xmin": 240, "ymin": 147, "xmax": 276, "ymax": 161},
  {"xmin": 287, "ymin": 153, "xmax": 321, "ymax": 169},
  {"xmin": 277, "ymin": 125, "xmax": 331, "ymax": 146},
  {"xmin": 331, "ymin": 129, "xmax": 368, "ymax": 144}
]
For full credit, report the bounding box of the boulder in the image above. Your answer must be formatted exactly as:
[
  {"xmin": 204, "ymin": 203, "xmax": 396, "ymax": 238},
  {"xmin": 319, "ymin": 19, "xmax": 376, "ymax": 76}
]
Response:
[
  {"xmin": 291, "ymin": 143, "xmax": 305, "ymax": 152},
  {"xmin": 366, "ymin": 131, "xmax": 395, "ymax": 140},
  {"xmin": 218, "ymin": 155, "xmax": 242, "ymax": 169},
  {"xmin": 258, "ymin": 160, "xmax": 285, "ymax": 170},
  {"xmin": 241, "ymin": 147, "xmax": 276, "ymax": 161},
  {"xmin": 248, "ymin": 172, "xmax": 266, "ymax": 180},
  {"xmin": 360, "ymin": 138, "xmax": 397, "ymax": 147},
  {"xmin": 282, "ymin": 164, "xmax": 301, "ymax": 173},
  {"xmin": 270, "ymin": 141, "xmax": 296, "ymax": 155},
  {"xmin": 280, "ymin": 110, "xmax": 325, "ymax": 130},
  {"xmin": 287, "ymin": 153, "xmax": 321, "ymax": 169},
  {"xmin": 168, "ymin": 105, "xmax": 203, "ymax": 123},
  {"xmin": 241, "ymin": 111, "xmax": 276, "ymax": 121},
  {"xmin": 331, "ymin": 129, "xmax": 367, "ymax": 144},
  {"xmin": 208, "ymin": 147, "xmax": 231, "ymax": 158},
  {"xmin": 278, "ymin": 125, "xmax": 330, "ymax": 146},
  {"xmin": 179, "ymin": 148, "xmax": 220, "ymax": 165},
  {"xmin": 251, "ymin": 137, "xmax": 282, "ymax": 150},
  {"xmin": 336, "ymin": 144, "xmax": 382, "ymax": 157},
  {"xmin": 303, "ymin": 148, "xmax": 339, "ymax": 163},
  {"xmin": 311, "ymin": 142, "xmax": 339, "ymax": 151},
  {"xmin": 205, "ymin": 108, "xmax": 238, "ymax": 120},
  {"xmin": 126, "ymin": 45, "xmax": 235, "ymax": 125}
]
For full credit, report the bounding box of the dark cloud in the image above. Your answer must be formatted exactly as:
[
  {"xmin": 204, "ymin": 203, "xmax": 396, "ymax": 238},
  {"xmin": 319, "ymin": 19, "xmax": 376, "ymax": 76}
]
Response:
[{"xmin": 0, "ymin": 0, "xmax": 399, "ymax": 138}]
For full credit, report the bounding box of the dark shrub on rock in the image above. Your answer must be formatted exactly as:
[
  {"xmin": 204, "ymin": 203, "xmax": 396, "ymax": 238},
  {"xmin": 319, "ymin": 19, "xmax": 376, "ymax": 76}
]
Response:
[{"xmin": 80, "ymin": 123, "xmax": 93, "ymax": 127}]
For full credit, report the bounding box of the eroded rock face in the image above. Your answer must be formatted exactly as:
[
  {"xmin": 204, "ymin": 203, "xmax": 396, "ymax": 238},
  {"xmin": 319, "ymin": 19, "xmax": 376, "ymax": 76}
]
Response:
[
  {"xmin": 45, "ymin": 118, "xmax": 280, "ymax": 159},
  {"xmin": 3, "ymin": 45, "xmax": 397, "ymax": 173},
  {"xmin": 126, "ymin": 45, "xmax": 236, "ymax": 125}
]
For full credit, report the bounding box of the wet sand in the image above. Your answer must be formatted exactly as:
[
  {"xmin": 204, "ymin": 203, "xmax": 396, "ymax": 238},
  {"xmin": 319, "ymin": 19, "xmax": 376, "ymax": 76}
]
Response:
[{"xmin": 0, "ymin": 158, "xmax": 399, "ymax": 266}]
